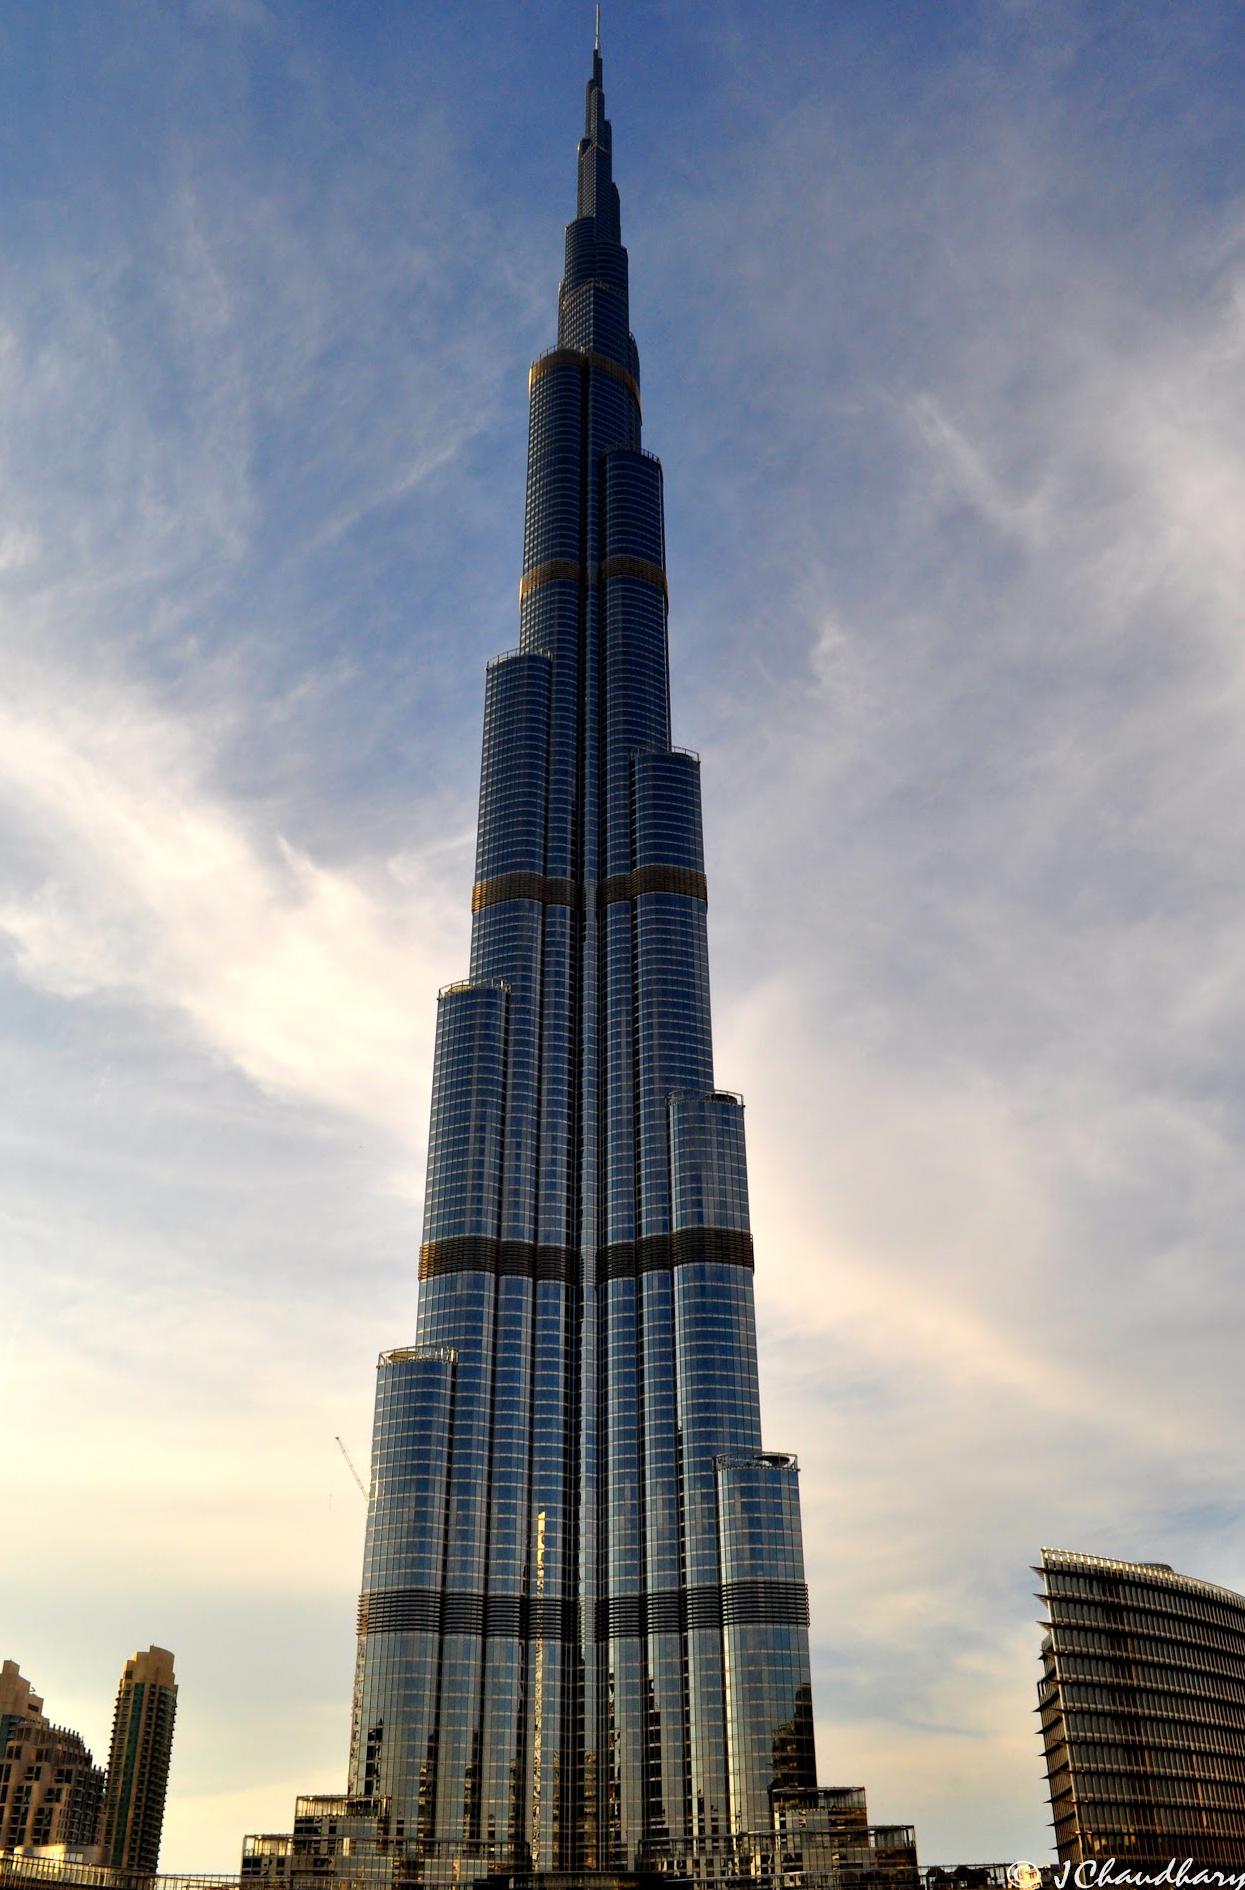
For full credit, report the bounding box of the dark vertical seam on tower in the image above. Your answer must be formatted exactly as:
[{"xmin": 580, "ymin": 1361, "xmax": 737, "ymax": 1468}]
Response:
[
  {"xmin": 425, "ymin": 1364, "xmax": 452, "ymax": 1847},
  {"xmin": 670, "ymin": 1092, "xmax": 693, "ymax": 1840},
  {"xmin": 630, "ymin": 748, "xmax": 656, "ymax": 1844},
  {"xmin": 478, "ymin": 980, "xmax": 512, "ymax": 1849},
  {"xmin": 571, "ymin": 344, "xmax": 592, "ymax": 1870},
  {"xmin": 592, "ymin": 391, "xmax": 614, "ymax": 1865},
  {"xmin": 526, "ymin": 398, "xmax": 554, "ymax": 1847}
]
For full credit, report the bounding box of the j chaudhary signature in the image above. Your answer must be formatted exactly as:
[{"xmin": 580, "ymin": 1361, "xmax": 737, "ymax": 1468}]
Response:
[{"xmin": 1009, "ymin": 1864, "xmax": 1245, "ymax": 1889}]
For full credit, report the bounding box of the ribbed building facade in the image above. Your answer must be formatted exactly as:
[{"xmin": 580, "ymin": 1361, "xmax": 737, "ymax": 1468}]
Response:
[
  {"xmin": 1037, "ymin": 1548, "xmax": 1245, "ymax": 1868},
  {"xmin": 329, "ymin": 36, "xmax": 849, "ymax": 1890}
]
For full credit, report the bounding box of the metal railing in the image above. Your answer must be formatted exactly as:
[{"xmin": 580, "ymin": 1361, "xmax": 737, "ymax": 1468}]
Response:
[{"xmin": 0, "ymin": 1854, "xmax": 241, "ymax": 1890}]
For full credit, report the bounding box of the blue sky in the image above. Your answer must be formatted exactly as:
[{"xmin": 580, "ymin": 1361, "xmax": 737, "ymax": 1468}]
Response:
[{"xmin": 3, "ymin": 0, "xmax": 1245, "ymax": 1870}]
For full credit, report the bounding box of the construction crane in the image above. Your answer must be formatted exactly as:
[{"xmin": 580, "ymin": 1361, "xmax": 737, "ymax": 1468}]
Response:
[{"xmin": 335, "ymin": 1435, "xmax": 368, "ymax": 1501}]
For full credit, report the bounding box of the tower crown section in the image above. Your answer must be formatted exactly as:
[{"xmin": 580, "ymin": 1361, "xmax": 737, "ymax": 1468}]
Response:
[{"xmin": 559, "ymin": 46, "xmax": 633, "ymax": 372}]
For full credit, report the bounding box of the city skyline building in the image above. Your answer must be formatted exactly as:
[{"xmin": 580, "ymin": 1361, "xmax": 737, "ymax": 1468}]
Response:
[
  {"xmin": 246, "ymin": 24, "xmax": 915, "ymax": 1890},
  {"xmin": 1037, "ymin": 1547, "xmax": 1245, "ymax": 1869},
  {"xmin": 0, "ymin": 1728, "xmax": 104, "ymax": 1859},
  {"xmin": 98, "ymin": 1649, "xmax": 177, "ymax": 1876},
  {"xmin": 0, "ymin": 1662, "xmax": 104, "ymax": 1861},
  {"xmin": 338, "ymin": 28, "xmax": 914, "ymax": 1888}
]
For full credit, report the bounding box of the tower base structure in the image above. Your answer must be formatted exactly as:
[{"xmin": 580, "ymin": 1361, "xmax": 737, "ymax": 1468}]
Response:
[{"xmin": 239, "ymin": 1786, "xmax": 918, "ymax": 1890}]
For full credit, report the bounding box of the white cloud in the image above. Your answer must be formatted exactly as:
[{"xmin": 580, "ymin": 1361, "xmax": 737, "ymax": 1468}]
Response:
[
  {"xmin": 0, "ymin": 669, "xmax": 464, "ymax": 1130},
  {"xmin": 666, "ymin": 41, "xmax": 1245, "ymax": 1858}
]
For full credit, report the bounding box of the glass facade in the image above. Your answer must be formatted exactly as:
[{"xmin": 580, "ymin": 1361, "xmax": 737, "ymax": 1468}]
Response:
[
  {"xmin": 1037, "ymin": 1547, "xmax": 1245, "ymax": 1868},
  {"xmin": 342, "ymin": 39, "xmax": 828, "ymax": 1890}
]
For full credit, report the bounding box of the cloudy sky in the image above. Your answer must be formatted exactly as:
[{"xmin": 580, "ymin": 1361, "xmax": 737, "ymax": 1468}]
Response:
[{"xmin": 3, "ymin": 0, "xmax": 1245, "ymax": 1870}]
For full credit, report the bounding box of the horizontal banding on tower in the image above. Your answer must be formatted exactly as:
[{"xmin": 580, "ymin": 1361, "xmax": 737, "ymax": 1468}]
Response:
[
  {"xmin": 528, "ymin": 343, "xmax": 642, "ymax": 413},
  {"xmin": 518, "ymin": 557, "xmax": 584, "ymax": 600},
  {"xmin": 599, "ymin": 1227, "xmax": 753, "ymax": 1281},
  {"xmin": 471, "ymin": 863, "xmax": 705, "ymax": 911},
  {"xmin": 517, "ymin": 553, "xmax": 667, "ymax": 602},
  {"xmin": 472, "ymin": 871, "xmax": 581, "ymax": 911},
  {"xmin": 601, "ymin": 552, "xmax": 667, "ymax": 595},
  {"xmin": 357, "ymin": 1579, "xmax": 807, "ymax": 1641},
  {"xmin": 600, "ymin": 862, "xmax": 707, "ymax": 904},
  {"xmin": 418, "ymin": 1235, "xmax": 578, "ymax": 1282}
]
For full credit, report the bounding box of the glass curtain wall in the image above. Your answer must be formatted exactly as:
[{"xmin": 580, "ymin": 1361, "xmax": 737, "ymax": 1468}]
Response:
[{"xmin": 348, "ymin": 41, "xmax": 820, "ymax": 1888}]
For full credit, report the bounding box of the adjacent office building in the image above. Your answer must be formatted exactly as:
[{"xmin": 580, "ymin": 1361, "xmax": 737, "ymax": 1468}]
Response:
[
  {"xmin": 245, "ymin": 25, "xmax": 916, "ymax": 1890},
  {"xmin": 1037, "ymin": 1547, "xmax": 1245, "ymax": 1868},
  {"xmin": 98, "ymin": 1649, "xmax": 178, "ymax": 1874}
]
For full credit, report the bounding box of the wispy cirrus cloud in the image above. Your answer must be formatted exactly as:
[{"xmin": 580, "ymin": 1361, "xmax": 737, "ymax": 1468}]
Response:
[
  {"xmin": 666, "ymin": 21, "xmax": 1245, "ymax": 1855},
  {"xmin": 0, "ymin": 17, "xmax": 522, "ymax": 1864},
  {"xmin": 0, "ymin": 667, "xmax": 465, "ymax": 1131}
]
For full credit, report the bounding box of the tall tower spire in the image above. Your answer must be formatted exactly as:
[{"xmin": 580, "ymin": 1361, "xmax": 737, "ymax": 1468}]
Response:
[{"xmin": 304, "ymin": 29, "xmax": 920, "ymax": 1890}]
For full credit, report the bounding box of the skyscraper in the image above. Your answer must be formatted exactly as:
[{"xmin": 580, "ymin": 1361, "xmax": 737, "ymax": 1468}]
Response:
[
  {"xmin": 1037, "ymin": 1548, "xmax": 1245, "ymax": 1869},
  {"xmin": 99, "ymin": 1647, "xmax": 177, "ymax": 1874},
  {"xmin": 246, "ymin": 29, "xmax": 916, "ymax": 1890},
  {"xmin": 346, "ymin": 34, "xmax": 835, "ymax": 1886}
]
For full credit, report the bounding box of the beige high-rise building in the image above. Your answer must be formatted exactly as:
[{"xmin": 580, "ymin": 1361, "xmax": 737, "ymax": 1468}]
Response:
[
  {"xmin": 0, "ymin": 1661, "xmax": 104, "ymax": 1856},
  {"xmin": 98, "ymin": 1647, "xmax": 178, "ymax": 1874}
]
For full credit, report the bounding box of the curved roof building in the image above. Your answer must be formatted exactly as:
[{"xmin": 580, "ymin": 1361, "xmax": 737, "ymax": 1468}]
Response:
[{"xmin": 1037, "ymin": 1547, "xmax": 1245, "ymax": 1869}]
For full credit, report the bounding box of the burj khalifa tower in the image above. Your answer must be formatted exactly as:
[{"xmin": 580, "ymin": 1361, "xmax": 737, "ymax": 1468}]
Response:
[{"xmin": 253, "ymin": 25, "xmax": 917, "ymax": 1890}]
